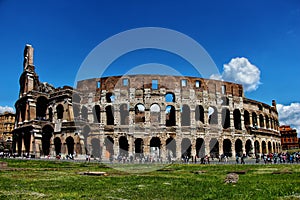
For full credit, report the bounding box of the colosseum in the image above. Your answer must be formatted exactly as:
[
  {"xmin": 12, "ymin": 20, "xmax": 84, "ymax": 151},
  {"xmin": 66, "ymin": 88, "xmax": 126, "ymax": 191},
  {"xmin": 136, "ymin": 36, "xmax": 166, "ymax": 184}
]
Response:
[{"xmin": 13, "ymin": 44, "xmax": 281, "ymax": 161}]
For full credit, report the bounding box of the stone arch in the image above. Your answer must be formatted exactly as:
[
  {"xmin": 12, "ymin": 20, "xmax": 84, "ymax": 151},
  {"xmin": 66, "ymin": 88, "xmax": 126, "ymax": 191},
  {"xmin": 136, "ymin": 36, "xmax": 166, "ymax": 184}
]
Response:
[
  {"xmin": 244, "ymin": 110, "xmax": 250, "ymax": 126},
  {"xmin": 41, "ymin": 125, "xmax": 53, "ymax": 156},
  {"xmin": 81, "ymin": 106, "xmax": 88, "ymax": 121},
  {"xmin": 223, "ymin": 139, "xmax": 232, "ymax": 157},
  {"xmin": 92, "ymin": 105, "xmax": 101, "ymax": 123},
  {"xmin": 56, "ymin": 104, "xmax": 64, "ymax": 120},
  {"xmin": 105, "ymin": 105, "xmax": 114, "ymax": 125},
  {"xmin": 221, "ymin": 97, "xmax": 229, "ymax": 106},
  {"xmin": 150, "ymin": 137, "xmax": 161, "ymax": 158},
  {"xmin": 166, "ymin": 105, "xmax": 176, "ymax": 126},
  {"xmin": 259, "ymin": 114, "xmax": 264, "ymax": 128},
  {"xmin": 221, "ymin": 108, "xmax": 230, "ymax": 129},
  {"xmin": 166, "ymin": 137, "xmax": 176, "ymax": 159},
  {"xmin": 135, "ymin": 104, "xmax": 145, "ymax": 123},
  {"xmin": 106, "ymin": 92, "xmax": 115, "ymax": 103},
  {"xmin": 272, "ymin": 141, "xmax": 276, "ymax": 153},
  {"xmin": 252, "ymin": 112, "xmax": 257, "ymax": 126},
  {"xmin": 181, "ymin": 138, "xmax": 192, "ymax": 159},
  {"xmin": 66, "ymin": 136, "xmax": 74, "ymax": 156},
  {"xmin": 209, "ymin": 138, "xmax": 219, "ymax": 158},
  {"xmin": 234, "ymin": 109, "xmax": 242, "ymax": 130},
  {"xmin": 82, "ymin": 125, "xmax": 90, "ymax": 154},
  {"xmin": 196, "ymin": 138, "xmax": 205, "ymax": 158},
  {"xmin": 120, "ymin": 104, "xmax": 129, "ymax": 125},
  {"xmin": 262, "ymin": 141, "xmax": 267, "ymax": 154},
  {"xmin": 72, "ymin": 93, "xmax": 81, "ymax": 104},
  {"xmin": 254, "ymin": 140, "xmax": 260, "ymax": 155},
  {"xmin": 165, "ymin": 92, "xmax": 175, "ymax": 102},
  {"xmin": 73, "ymin": 104, "xmax": 80, "ymax": 119},
  {"xmin": 195, "ymin": 105, "xmax": 204, "ymax": 124},
  {"xmin": 150, "ymin": 103, "xmax": 161, "ymax": 124},
  {"xmin": 134, "ymin": 138, "xmax": 144, "ymax": 157},
  {"xmin": 208, "ymin": 106, "xmax": 218, "ymax": 125},
  {"xmin": 104, "ymin": 136, "xmax": 114, "ymax": 159},
  {"xmin": 245, "ymin": 139, "xmax": 252, "ymax": 156},
  {"xmin": 235, "ymin": 139, "xmax": 243, "ymax": 156},
  {"xmin": 48, "ymin": 107, "xmax": 53, "ymax": 122},
  {"xmin": 54, "ymin": 137, "xmax": 61, "ymax": 156},
  {"xmin": 265, "ymin": 115, "xmax": 269, "ymax": 129},
  {"xmin": 181, "ymin": 105, "xmax": 191, "ymax": 126},
  {"xmin": 91, "ymin": 138, "xmax": 101, "ymax": 158},
  {"xmin": 36, "ymin": 96, "xmax": 48, "ymax": 120},
  {"xmin": 119, "ymin": 136, "xmax": 129, "ymax": 157},
  {"xmin": 268, "ymin": 141, "xmax": 272, "ymax": 153}
]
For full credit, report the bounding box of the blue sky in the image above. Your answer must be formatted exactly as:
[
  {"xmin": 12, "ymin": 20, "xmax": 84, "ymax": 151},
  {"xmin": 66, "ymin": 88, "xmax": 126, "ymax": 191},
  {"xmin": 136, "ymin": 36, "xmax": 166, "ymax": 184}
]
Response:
[{"xmin": 0, "ymin": 0, "xmax": 300, "ymax": 133}]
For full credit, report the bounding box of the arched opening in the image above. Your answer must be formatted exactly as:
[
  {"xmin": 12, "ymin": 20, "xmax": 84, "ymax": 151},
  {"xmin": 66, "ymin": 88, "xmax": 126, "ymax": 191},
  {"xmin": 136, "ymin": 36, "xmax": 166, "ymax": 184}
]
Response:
[
  {"xmin": 244, "ymin": 110, "xmax": 250, "ymax": 126},
  {"xmin": 135, "ymin": 104, "xmax": 145, "ymax": 123},
  {"xmin": 181, "ymin": 138, "xmax": 191, "ymax": 160},
  {"xmin": 66, "ymin": 136, "xmax": 74, "ymax": 156},
  {"xmin": 120, "ymin": 104, "xmax": 129, "ymax": 125},
  {"xmin": 106, "ymin": 92, "xmax": 115, "ymax": 103},
  {"xmin": 196, "ymin": 138, "xmax": 205, "ymax": 158},
  {"xmin": 252, "ymin": 112, "xmax": 257, "ymax": 126},
  {"xmin": 48, "ymin": 107, "xmax": 53, "ymax": 122},
  {"xmin": 150, "ymin": 104, "xmax": 161, "ymax": 124},
  {"xmin": 91, "ymin": 138, "xmax": 101, "ymax": 158},
  {"xmin": 93, "ymin": 105, "xmax": 101, "ymax": 123},
  {"xmin": 36, "ymin": 96, "xmax": 48, "ymax": 120},
  {"xmin": 259, "ymin": 114, "xmax": 264, "ymax": 128},
  {"xmin": 54, "ymin": 137, "xmax": 61, "ymax": 156},
  {"xmin": 104, "ymin": 136, "xmax": 114, "ymax": 159},
  {"xmin": 209, "ymin": 106, "xmax": 218, "ymax": 125},
  {"xmin": 195, "ymin": 105, "xmax": 204, "ymax": 123},
  {"xmin": 73, "ymin": 104, "xmax": 80, "ymax": 119},
  {"xmin": 245, "ymin": 139, "xmax": 252, "ymax": 156},
  {"xmin": 265, "ymin": 115, "xmax": 269, "ymax": 129},
  {"xmin": 221, "ymin": 97, "xmax": 229, "ymax": 106},
  {"xmin": 150, "ymin": 137, "xmax": 161, "ymax": 158},
  {"xmin": 209, "ymin": 138, "xmax": 219, "ymax": 158},
  {"xmin": 222, "ymin": 108, "xmax": 230, "ymax": 129},
  {"xmin": 165, "ymin": 93, "xmax": 175, "ymax": 102},
  {"xmin": 56, "ymin": 104, "xmax": 64, "ymax": 120},
  {"xmin": 234, "ymin": 109, "xmax": 242, "ymax": 130},
  {"xmin": 81, "ymin": 106, "xmax": 88, "ymax": 121},
  {"xmin": 181, "ymin": 105, "xmax": 190, "ymax": 126},
  {"xmin": 24, "ymin": 131, "xmax": 31, "ymax": 155},
  {"xmin": 166, "ymin": 137, "xmax": 176, "ymax": 159},
  {"xmin": 235, "ymin": 139, "xmax": 243, "ymax": 157},
  {"xmin": 262, "ymin": 141, "xmax": 267, "ymax": 154},
  {"xmin": 119, "ymin": 136, "xmax": 129, "ymax": 157},
  {"xmin": 166, "ymin": 105, "xmax": 176, "ymax": 126},
  {"xmin": 134, "ymin": 138, "xmax": 144, "ymax": 157},
  {"xmin": 41, "ymin": 125, "xmax": 53, "ymax": 156},
  {"xmin": 270, "ymin": 118, "xmax": 274, "ymax": 129},
  {"xmin": 273, "ymin": 142, "xmax": 276, "ymax": 153},
  {"xmin": 106, "ymin": 106, "xmax": 114, "ymax": 125},
  {"xmin": 223, "ymin": 139, "xmax": 232, "ymax": 157},
  {"xmin": 268, "ymin": 141, "xmax": 272, "ymax": 153},
  {"xmin": 254, "ymin": 140, "xmax": 260, "ymax": 155},
  {"xmin": 82, "ymin": 125, "xmax": 90, "ymax": 154}
]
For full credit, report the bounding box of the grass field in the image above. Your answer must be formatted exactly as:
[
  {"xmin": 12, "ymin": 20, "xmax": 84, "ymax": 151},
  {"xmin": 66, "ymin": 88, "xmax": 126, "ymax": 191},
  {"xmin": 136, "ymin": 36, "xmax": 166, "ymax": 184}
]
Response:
[{"xmin": 0, "ymin": 159, "xmax": 300, "ymax": 199}]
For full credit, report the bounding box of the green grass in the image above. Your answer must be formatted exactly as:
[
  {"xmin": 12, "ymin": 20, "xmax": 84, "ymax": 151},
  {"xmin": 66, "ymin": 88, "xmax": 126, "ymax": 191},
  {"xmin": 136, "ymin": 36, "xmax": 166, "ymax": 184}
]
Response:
[{"xmin": 1, "ymin": 159, "xmax": 300, "ymax": 199}]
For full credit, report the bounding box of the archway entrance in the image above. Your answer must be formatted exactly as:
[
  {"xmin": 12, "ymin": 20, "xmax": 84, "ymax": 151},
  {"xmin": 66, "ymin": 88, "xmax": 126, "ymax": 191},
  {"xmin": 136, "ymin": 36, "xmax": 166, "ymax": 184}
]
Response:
[
  {"xmin": 66, "ymin": 136, "xmax": 74, "ymax": 156},
  {"xmin": 262, "ymin": 141, "xmax": 267, "ymax": 154},
  {"xmin": 245, "ymin": 140, "xmax": 252, "ymax": 156},
  {"xmin": 196, "ymin": 138, "xmax": 205, "ymax": 158},
  {"xmin": 223, "ymin": 139, "xmax": 232, "ymax": 157},
  {"xmin": 91, "ymin": 138, "xmax": 101, "ymax": 158},
  {"xmin": 166, "ymin": 137, "xmax": 176, "ymax": 159},
  {"xmin": 105, "ymin": 136, "xmax": 114, "ymax": 160},
  {"xmin": 254, "ymin": 140, "xmax": 260, "ymax": 155},
  {"xmin": 41, "ymin": 125, "xmax": 53, "ymax": 156},
  {"xmin": 181, "ymin": 138, "xmax": 191, "ymax": 161},
  {"xmin": 134, "ymin": 138, "xmax": 143, "ymax": 158},
  {"xmin": 54, "ymin": 137, "xmax": 61, "ymax": 156},
  {"xmin": 119, "ymin": 136, "xmax": 129, "ymax": 157},
  {"xmin": 150, "ymin": 137, "xmax": 161, "ymax": 159},
  {"xmin": 235, "ymin": 139, "xmax": 243, "ymax": 156},
  {"xmin": 209, "ymin": 138, "xmax": 219, "ymax": 158}
]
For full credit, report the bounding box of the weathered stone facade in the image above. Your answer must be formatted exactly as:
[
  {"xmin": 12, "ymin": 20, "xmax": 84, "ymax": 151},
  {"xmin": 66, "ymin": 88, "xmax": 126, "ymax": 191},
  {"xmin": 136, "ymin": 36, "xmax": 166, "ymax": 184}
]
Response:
[
  {"xmin": 280, "ymin": 125, "xmax": 299, "ymax": 150},
  {"xmin": 13, "ymin": 45, "xmax": 281, "ymax": 160},
  {"xmin": 0, "ymin": 112, "xmax": 15, "ymax": 147}
]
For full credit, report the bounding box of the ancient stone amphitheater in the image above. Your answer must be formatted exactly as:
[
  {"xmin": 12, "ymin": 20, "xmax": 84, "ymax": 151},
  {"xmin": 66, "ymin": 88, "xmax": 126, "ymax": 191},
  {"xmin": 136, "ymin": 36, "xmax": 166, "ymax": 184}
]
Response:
[{"xmin": 13, "ymin": 44, "xmax": 281, "ymax": 161}]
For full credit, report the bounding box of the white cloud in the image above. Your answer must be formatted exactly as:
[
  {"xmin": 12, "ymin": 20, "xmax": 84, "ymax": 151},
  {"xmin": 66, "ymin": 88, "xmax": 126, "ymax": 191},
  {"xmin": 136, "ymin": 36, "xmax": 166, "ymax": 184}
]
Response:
[
  {"xmin": 277, "ymin": 103, "xmax": 300, "ymax": 137},
  {"xmin": 0, "ymin": 106, "xmax": 15, "ymax": 114},
  {"xmin": 210, "ymin": 57, "xmax": 261, "ymax": 92}
]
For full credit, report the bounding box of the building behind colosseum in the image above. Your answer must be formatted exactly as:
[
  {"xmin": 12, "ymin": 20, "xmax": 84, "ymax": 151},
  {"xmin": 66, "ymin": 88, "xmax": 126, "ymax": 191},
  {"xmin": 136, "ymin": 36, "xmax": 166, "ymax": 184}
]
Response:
[{"xmin": 13, "ymin": 44, "xmax": 281, "ymax": 161}]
